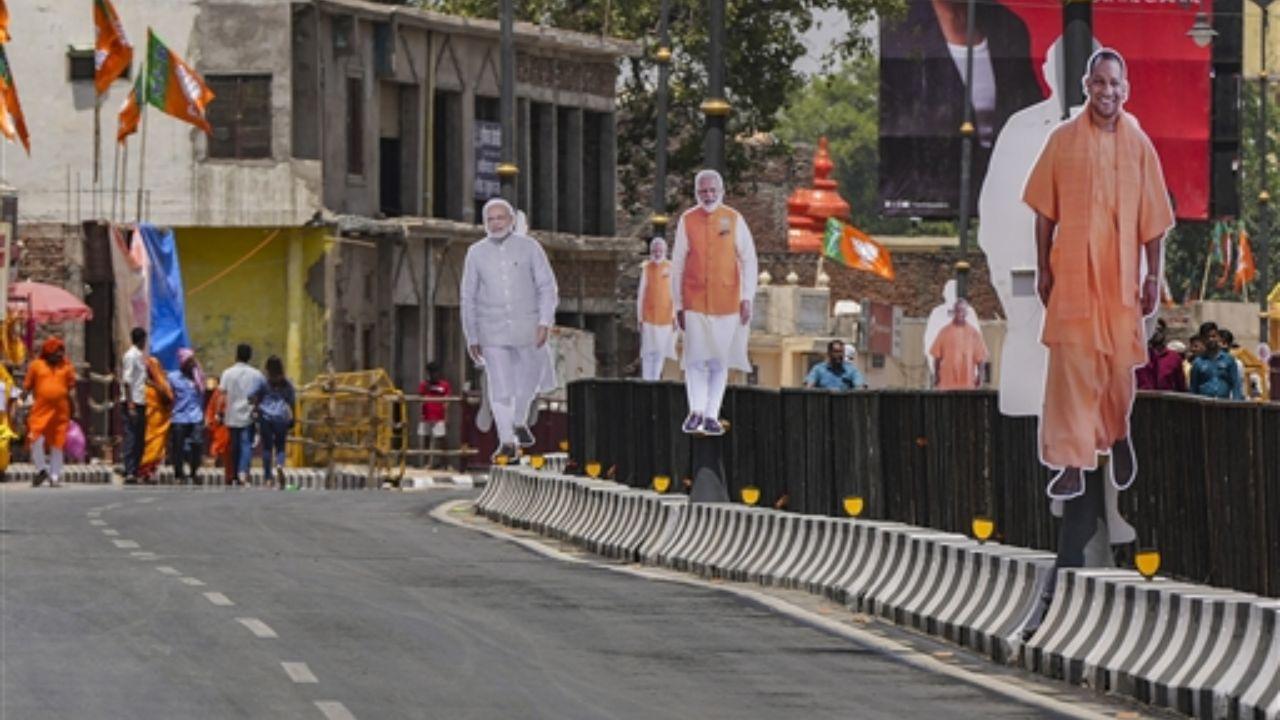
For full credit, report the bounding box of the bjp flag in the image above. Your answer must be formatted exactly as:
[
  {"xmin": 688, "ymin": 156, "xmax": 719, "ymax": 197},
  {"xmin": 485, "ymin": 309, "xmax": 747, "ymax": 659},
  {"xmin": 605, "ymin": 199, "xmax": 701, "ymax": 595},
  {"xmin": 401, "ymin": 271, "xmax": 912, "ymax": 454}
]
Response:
[
  {"xmin": 1234, "ymin": 227, "xmax": 1257, "ymax": 293},
  {"xmin": 0, "ymin": 45, "xmax": 29, "ymax": 154},
  {"xmin": 823, "ymin": 218, "xmax": 894, "ymax": 281},
  {"xmin": 143, "ymin": 29, "xmax": 214, "ymax": 134},
  {"xmin": 117, "ymin": 71, "xmax": 142, "ymax": 143},
  {"xmin": 94, "ymin": 0, "xmax": 133, "ymax": 95}
]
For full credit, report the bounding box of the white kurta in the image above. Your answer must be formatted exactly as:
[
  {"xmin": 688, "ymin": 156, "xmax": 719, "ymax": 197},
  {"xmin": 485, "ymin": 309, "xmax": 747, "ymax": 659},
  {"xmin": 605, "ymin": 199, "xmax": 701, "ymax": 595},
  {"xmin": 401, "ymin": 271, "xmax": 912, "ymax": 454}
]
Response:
[
  {"xmin": 671, "ymin": 207, "xmax": 758, "ymax": 373},
  {"xmin": 461, "ymin": 233, "xmax": 560, "ymax": 442}
]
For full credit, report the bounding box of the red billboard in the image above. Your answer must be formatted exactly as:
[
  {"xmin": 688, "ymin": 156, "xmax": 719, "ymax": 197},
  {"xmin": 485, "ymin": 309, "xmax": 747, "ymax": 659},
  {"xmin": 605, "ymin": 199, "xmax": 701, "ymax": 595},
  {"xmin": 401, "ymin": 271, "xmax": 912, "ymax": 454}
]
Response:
[{"xmin": 880, "ymin": 0, "xmax": 1213, "ymax": 220}]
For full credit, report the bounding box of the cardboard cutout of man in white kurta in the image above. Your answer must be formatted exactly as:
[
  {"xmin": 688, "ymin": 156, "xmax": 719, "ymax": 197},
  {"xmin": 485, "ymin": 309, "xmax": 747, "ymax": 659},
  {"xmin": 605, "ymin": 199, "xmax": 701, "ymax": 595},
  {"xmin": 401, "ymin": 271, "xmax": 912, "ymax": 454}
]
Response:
[
  {"xmin": 922, "ymin": 280, "xmax": 983, "ymax": 387},
  {"xmin": 977, "ymin": 38, "xmax": 1135, "ymax": 543},
  {"xmin": 637, "ymin": 238, "xmax": 679, "ymax": 381}
]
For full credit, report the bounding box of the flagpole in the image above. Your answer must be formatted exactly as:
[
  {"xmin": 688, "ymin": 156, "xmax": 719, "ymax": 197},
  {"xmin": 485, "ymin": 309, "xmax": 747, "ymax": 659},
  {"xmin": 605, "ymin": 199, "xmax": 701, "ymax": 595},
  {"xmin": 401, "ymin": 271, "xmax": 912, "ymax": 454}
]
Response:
[
  {"xmin": 814, "ymin": 253, "xmax": 824, "ymax": 289},
  {"xmin": 119, "ymin": 140, "xmax": 128, "ymax": 225},
  {"xmin": 1200, "ymin": 233, "xmax": 1214, "ymax": 300},
  {"xmin": 135, "ymin": 98, "xmax": 147, "ymax": 224},
  {"xmin": 110, "ymin": 141, "xmax": 120, "ymax": 222}
]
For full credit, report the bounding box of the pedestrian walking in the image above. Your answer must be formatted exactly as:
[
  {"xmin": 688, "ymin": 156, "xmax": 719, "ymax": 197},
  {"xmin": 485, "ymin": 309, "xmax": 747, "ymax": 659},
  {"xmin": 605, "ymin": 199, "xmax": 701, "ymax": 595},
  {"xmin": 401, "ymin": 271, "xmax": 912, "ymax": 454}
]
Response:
[
  {"xmin": 22, "ymin": 337, "xmax": 77, "ymax": 487},
  {"xmin": 167, "ymin": 348, "xmax": 205, "ymax": 483},
  {"xmin": 138, "ymin": 356, "xmax": 173, "ymax": 483},
  {"xmin": 120, "ymin": 326, "xmax": 148, "ymax": 483},
  {"xmin": 255, "ymin": 355, "xmax": 295, "ymax": 488},
  {"xmin": 219, "ymin": 344, "xmax": 265, "ymax": 485},
  {"xmin": 417, "ymin": 362, "xmax": 451, "ymax": 469}
]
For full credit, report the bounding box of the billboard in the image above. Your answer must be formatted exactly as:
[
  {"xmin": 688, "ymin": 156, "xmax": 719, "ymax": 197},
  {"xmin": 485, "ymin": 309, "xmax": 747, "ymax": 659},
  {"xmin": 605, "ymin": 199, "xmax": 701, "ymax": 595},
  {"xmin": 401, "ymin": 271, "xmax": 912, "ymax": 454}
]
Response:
[{"xmin": 879, "ymin": 0, "xmax": 1214, "ymax": 220}]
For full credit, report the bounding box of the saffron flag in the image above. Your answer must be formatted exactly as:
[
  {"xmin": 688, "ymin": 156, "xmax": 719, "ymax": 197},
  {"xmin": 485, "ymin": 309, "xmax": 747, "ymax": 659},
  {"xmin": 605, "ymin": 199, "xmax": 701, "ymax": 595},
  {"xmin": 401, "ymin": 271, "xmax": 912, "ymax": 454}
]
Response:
[
  {"xmin": 1216, "ymin": 225, "xmax": 1235, "ymax": 289},
  {"xmin": 1234, "ymin": 227, "xmax": 1257, "ymax": 293},
  {"xmin": 823, "ymin": 218, "xmax": 894, "ymax": 281},
  {"xmin": 0, "ymin": 45, "xmax": 29, "ymax": 153},
  {"xmin": 117, "ymin": 70, "xmax": 142, "ymax": 143},
  {"xmin": 94, "ymin": 0, "xmax": 132, "ymax": 95},
  {"xmin": 144, "ymin": 30, "xmax": 214, "ymax": 134},
  {"xmin": 0, "ymin": 0, "xmax": 9, "ymax": 43}
]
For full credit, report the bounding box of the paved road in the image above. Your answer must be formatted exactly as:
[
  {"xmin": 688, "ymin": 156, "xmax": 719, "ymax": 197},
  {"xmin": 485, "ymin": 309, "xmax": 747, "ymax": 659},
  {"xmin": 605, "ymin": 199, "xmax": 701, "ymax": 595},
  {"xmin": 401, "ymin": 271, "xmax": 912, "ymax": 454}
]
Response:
[{"xmin": 1, "ymin": 485, "xmax": 1118, "ymax": 719}]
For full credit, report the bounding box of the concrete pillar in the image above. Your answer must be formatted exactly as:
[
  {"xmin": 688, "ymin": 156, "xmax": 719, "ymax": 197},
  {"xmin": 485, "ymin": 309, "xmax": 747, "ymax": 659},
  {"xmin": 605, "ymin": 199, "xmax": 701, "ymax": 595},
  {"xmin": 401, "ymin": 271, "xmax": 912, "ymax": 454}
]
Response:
[
  {"xmin": 560, "ymin": 107, "xmax": 583, "ymax": 235},
  {"xmin": 460, "ymin": 88, "xmax": 476, "ymax": 223},
  {"xmin": 535, "ymin": 102, "xmax": 556, "ymax": 231},
  {"xmin": 598, "ymin": 112, "xmax": 617, "ymax": 237},
  {"xmin": 286, "ymin": 229, "xmax": 304, "ymax": 381}
]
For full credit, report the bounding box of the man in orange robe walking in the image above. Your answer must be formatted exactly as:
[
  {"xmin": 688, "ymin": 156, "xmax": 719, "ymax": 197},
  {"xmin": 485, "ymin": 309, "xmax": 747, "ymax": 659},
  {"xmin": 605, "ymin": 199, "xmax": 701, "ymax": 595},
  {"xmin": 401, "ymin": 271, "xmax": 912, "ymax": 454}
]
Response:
[
  {"xmin": 22, "ymin": 337, "xmax": 78, "ymax": 487},
  {"xmin": 1022, "ymin": 48, "xmax": 1174, "ymax": 500}
]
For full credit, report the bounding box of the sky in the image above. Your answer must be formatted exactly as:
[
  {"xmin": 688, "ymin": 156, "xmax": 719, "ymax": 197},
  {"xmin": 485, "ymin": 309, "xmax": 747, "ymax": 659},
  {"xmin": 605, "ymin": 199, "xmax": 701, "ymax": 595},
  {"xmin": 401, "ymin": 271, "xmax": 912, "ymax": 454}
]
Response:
[{"xmin": 796, "ymin": 9, "xmax": 871, "ymax": 77}]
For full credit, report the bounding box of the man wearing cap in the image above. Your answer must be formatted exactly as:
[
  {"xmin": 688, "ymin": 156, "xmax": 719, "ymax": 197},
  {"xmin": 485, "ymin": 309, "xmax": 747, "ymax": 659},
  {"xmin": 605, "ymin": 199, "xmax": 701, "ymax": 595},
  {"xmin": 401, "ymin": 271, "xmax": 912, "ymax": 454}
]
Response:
[
  {"xmin": 1023, "ymin": 48, "xmax": 1174, "ymax": 500},
  {"xmin": 671, "ymin": 169, "xmax": 758, "ymax": 435},
  {"xmin": 22, "ymin": 337, "xmax": 78, "ymax": 487},
  {"xmin": 637, "ymin": 237, "xmax": 678, "ymax": 381},
  {"xmin": 461, "ymin": 198, "xmax": 559, "ymax": 462}
]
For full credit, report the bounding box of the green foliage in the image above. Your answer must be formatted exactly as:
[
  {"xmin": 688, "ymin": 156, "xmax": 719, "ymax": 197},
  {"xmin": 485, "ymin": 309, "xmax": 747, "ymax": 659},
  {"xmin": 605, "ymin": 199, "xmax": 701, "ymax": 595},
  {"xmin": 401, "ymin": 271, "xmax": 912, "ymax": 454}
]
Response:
[
  {"xmin": 414, "ymin": 0, "xmax": 903, "ymax": 219},
  {"xmin": 773, "ymin": 55, "xmax": 953, "ymax": 236}
]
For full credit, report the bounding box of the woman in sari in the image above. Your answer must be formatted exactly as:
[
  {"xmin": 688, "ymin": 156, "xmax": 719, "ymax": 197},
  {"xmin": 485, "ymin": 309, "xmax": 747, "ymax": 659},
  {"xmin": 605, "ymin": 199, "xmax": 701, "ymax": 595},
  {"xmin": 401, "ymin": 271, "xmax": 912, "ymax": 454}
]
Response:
[
  {"xmin": 204, "ymin": 377, "xmax": 232, "ymax": 484},
  {"xmin": 137, "ymin": 356, "xmax": 173, "ymax": 483}
]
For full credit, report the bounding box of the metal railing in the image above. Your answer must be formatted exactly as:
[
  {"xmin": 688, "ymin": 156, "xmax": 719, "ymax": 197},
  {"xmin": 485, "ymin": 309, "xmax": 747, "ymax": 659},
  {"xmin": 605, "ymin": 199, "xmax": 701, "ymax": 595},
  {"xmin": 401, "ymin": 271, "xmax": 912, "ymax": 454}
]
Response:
[{"xmin": 568, "ymin": 379, "xmax": 1280, "ymax": 598}]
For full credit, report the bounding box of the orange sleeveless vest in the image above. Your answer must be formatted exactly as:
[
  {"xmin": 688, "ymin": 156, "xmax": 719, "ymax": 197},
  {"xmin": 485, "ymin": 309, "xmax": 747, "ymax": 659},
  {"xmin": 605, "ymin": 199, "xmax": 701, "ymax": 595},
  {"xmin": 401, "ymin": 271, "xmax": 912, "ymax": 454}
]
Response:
[
  {"xmin": 681, "ymin": 206, "xmax": 740, "ymax": 316},
  {"xmin": 642, "ymin": 260, "xmax": 674, "ymax": 325}
]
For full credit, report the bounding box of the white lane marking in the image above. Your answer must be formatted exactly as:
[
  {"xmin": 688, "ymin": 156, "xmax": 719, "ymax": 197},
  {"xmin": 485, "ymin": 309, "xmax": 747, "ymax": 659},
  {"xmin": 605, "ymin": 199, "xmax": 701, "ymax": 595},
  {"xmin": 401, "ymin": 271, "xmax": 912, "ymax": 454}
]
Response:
[
  {"xmin": 86, "ymin": 512, "xmax": 100, "ymax": 518},
  {"xmin": 282, "ymin": 662, "xmax": 319, "ymax": 684},
  {"xmin": 156, "ymin": 566, "xmax": 180, "ymax": 576},
  {"xmin": 102, "ymin": 529, "xmax": 120, "ymax": 537},
  {"xmin": 203, "ymin": 592, "xmax": 234, "ymax": 607},
  {"xmin": 89, "ymin": 519, "xmax": 107, "ymax": 526},
  {"xmin": 180, "ymin": 577, "xmax": 206, "ymax": 587},
  {"xmin": 315, "ymin": 701, "xmax": 357, "ymax": 720},
  {"xmin": 112, "ymin": 539, "xmax": 139, "ymax": 549},
  {"xmin": 235, "ymin": 618, "xmax": 278, "ymax": 638},
  {"xmin": 104, "ymin": 503, "xmax": 123, "ymax": 509},
  {"xmin": 137, "ymin": 497, "xmax": 157, "ymax": 504},
  {"xmin": 130, "ymin": 551, "xmax": 158, "ymax": 561}
]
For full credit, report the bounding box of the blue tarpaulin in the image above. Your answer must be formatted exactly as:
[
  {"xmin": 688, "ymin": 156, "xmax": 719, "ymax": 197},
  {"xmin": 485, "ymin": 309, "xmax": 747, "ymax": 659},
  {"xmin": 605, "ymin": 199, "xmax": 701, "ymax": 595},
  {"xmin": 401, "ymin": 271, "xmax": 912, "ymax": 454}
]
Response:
[{"xmin": 140, "ymin": 225, "xmax": 190, "ymax": 370}]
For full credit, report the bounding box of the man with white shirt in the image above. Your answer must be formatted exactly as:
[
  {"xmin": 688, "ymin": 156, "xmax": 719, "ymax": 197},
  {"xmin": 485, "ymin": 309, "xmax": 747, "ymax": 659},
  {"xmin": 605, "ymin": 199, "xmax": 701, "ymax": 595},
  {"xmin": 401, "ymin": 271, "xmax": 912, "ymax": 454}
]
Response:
[
  {"xmin": 461, "ymin": 198, "xmax": 559, "ymax": 462},
  {"xmin": 119, "ymin": 326, "xmax": 148, "ymax": 483},
  {"xmin": 219, "ymin": 343, "xmax": 265, "ymax": 486}
]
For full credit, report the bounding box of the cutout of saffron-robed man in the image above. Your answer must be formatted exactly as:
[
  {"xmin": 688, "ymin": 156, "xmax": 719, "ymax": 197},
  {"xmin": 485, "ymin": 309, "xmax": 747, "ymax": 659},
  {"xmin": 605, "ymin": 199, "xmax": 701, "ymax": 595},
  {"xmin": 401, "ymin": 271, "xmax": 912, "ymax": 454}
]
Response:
[
  {"xmin": 1022, "ymin": 48, "xmax": 1174, "ymax": 501},
  {"xmin": 671, "ymin": 169, "xmax": 758, "ymax": 436}
]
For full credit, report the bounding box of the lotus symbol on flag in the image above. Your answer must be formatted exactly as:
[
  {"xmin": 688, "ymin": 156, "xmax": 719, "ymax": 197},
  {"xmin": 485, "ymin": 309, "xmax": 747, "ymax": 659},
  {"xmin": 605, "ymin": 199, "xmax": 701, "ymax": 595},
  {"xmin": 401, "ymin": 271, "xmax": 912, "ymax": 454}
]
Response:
[{"xmin": 854, "ymin": 239, "xmax": 879, "ymax": 264}]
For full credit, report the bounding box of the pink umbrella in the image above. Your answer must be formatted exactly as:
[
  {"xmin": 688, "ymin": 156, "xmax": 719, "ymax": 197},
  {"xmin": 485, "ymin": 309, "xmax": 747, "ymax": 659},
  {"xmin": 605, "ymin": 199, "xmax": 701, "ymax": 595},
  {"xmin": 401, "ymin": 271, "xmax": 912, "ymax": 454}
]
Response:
[{"xmin": 8, "ymin": 281, "xmax": 94, "ymax": 323}]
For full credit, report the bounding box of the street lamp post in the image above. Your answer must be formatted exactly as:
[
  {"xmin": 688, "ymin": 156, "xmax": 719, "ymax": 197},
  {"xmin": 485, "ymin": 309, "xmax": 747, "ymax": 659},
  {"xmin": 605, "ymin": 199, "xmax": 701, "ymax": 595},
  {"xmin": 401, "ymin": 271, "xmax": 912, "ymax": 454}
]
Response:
[
  {"xmin": 702, "ymin": 0, "xmax": 729, "ymax": 173},
  {"xmin": 651, "ymin": 0, "xmax": 672, "ymax": 239},
  {"xmin": 955, "ymin": 0, "xmax": 978, "ymax": 300},
  {"xmin": 497, "ymin": 0, "xmax": 519, "ymax": 203},
  {"xmin": 1256, "ymin": 0, "xmax": 1274, "ymax": 342}
]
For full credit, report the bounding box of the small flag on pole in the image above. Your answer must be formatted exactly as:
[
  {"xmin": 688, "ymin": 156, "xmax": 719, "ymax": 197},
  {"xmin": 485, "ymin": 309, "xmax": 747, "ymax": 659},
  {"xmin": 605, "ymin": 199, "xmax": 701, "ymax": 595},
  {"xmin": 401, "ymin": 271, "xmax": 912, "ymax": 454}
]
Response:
[
  {"xmin": 117, "ymin": 71, "xmax": 142, "ymax": 143},
  {"xmin": 94, "ymin": 0, "xmax": 133, "ymax": 95},
  {"xmin": 1234, "ymin": 227, "xmax": 1257, "ymax": 293},
  {"xmin": 823, "ymin": 218, "xmax": 894, "ymax": 281}
]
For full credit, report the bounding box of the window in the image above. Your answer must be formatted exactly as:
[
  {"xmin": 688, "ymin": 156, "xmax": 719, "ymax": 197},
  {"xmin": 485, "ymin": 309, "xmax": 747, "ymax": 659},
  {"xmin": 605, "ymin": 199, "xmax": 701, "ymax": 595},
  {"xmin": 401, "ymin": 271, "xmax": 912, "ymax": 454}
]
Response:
[
  {"xmin": 67, "ymin": 46, "xmax": 131, "ymax": 83},
  {"xmin": 347, "ymin": 77, "xmax": 364, "ymax": 176},
  {"xmin": 205, "ymin": 75, "xmax": 271, "ymax": 159}
]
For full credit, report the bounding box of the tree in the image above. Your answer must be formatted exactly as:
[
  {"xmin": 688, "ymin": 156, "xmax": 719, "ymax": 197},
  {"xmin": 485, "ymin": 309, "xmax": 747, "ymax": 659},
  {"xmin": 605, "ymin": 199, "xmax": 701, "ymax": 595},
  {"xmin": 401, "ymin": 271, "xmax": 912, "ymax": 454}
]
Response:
[
  {"xmin": 416, "ymin": 0, "xmax": 903, "ymax": 224},
  {"xmin": 774, "ymin": 55, "xmax": 953, "ymax": 236}
]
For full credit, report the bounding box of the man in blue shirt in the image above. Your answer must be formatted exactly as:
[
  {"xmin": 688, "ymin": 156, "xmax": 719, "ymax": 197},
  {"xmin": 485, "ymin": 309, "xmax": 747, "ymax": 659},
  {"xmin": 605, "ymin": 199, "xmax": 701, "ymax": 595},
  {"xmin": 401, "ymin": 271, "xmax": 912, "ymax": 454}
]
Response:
[
  {"xmin": 1190, "ymin": 331, "xmax": 1243, "ymax": 400},
  {"xmin": 804, "ymin": 340, "xmax": 866, "ymax": 390}
]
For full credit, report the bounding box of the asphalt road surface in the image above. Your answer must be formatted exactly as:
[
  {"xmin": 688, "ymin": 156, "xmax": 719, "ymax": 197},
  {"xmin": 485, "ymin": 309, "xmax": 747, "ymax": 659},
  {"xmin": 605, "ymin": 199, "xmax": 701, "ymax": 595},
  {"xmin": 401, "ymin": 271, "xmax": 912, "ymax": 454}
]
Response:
[{"xmin": 1, "ymin": 485, "xmax": 1135, "ymax": 720}]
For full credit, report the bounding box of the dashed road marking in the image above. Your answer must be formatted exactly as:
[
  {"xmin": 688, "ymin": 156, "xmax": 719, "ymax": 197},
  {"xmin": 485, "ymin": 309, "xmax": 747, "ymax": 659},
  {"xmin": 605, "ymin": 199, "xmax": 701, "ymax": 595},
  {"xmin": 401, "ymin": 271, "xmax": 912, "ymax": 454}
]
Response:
[
  {"xmin": 112, "ymin": 539, "xmax": 139, "ymax": 549},
  {"xmin": 180, "ymin": 577, "xmax": 205, "ymax": 586},
  {"xmin": 204, "ymin": 592, "xmax": 234, "ymax": 607},
  {"xmin": 89, "ymin": 519, "xmax": 106, "ymax": 526},
  {"xmin": 137, "ymin": 497, "xmax": 157, "ymax": 504},
  {"xmin": 282, "ymin": 662, "xmax": 319, "ymax": 684},
  {"xmin": 156, "ymin": 566, "xmax": 180, "ymax": 576},
  {"xmin": 315, "ymin": 701, "xmax": 356, "ymax": 720},
  {"xmin": 103, "ymin": 529, "xmax": 120, "ymax": 536},
  {"xmin": 235, "ymin": 618, "xmax": 278, "ymax": 638},
  {"xmin": 130, "ymin": 551, "xmax": 158, "ymax": 561},
  {"xmin": 104, "ymin": 503, "xmax": 123, "ymax": 509},
  {"xmin": 86, "ymin": 512, "xmax": 100, "ymax": 518}
]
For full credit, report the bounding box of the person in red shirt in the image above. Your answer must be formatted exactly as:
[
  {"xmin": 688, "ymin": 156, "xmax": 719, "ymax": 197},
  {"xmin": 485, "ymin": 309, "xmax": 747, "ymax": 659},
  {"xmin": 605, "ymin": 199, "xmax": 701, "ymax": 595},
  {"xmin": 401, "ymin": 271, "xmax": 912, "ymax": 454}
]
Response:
[{"xmin": 417, "ymin": 362, "xmax": 451, "ymax": 469}]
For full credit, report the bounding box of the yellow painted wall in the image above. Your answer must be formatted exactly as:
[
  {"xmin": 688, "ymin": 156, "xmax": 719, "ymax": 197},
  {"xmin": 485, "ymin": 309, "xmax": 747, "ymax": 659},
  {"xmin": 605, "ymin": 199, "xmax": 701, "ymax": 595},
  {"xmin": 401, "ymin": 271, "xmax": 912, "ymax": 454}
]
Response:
[{"xmin": 175, "ymin": 227, "xmax": 328, "ymax": 382}]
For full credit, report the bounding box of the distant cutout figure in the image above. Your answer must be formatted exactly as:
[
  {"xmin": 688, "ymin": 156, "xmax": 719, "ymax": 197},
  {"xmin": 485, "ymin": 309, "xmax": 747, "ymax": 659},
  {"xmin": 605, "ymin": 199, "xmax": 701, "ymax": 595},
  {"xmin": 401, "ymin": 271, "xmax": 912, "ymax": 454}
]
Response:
[
  {"xmin": 1022, "ymin": 48, "xmax": 1174, "ymax": 501},
  {"xmin": 922, "ymin": 280, "xmax": 982, "ymax": 385},
  {"xmin": 929, "ymin": 299, "xmax": 988, "ymax": 390},
  {"xmin": 637, "ymin": 238, "xmax": 678, "ymax": 381}
]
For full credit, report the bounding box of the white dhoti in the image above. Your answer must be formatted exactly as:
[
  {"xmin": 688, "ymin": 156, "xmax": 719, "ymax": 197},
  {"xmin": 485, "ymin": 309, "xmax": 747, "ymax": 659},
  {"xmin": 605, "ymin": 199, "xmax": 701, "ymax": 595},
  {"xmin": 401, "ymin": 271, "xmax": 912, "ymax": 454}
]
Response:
[
  {"xmin": 640, "ymin": 322, "xmax": 677, "ymax": 381},
  {"xmin": 681, "ymin": 311, "xmax": 750, "ymax": 419},
  {"xmin": 480, "ymin": 345, "xmax": 555, "ymax": 445}
]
